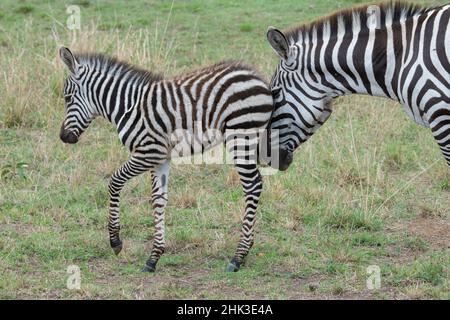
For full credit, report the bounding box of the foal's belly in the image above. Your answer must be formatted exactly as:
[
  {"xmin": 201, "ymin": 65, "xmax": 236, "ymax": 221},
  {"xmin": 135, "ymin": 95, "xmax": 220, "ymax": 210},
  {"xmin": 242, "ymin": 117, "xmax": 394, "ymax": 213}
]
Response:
[{"xmin": 168, "ymin": 126, "xmax": 225, "ymax": 159}]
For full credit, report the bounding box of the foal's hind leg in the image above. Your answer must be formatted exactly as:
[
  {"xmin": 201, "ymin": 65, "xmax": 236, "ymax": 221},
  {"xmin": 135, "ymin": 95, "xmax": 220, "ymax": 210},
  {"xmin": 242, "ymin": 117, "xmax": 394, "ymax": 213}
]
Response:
[
  {"xmin": 227, "ymin": 163, "xmax": 262, "ymax": 272},
  {"xmin": 225, "ymin": 130, "xmax": 262, "ymax": 272},
  {"xmin": 428, "ymin": 103, "xmax": 450, "ymax": 167},
  {"xmin": 142, "ymin": 160, "xmax": 170, "ymax": 272}
]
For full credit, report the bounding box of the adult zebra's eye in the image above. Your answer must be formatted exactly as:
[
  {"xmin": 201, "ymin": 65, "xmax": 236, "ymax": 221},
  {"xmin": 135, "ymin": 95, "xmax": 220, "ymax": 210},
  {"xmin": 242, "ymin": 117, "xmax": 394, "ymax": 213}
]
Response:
[{"xmin": 64, "ymin": 95, "xmax": 72, "ymax": 104}]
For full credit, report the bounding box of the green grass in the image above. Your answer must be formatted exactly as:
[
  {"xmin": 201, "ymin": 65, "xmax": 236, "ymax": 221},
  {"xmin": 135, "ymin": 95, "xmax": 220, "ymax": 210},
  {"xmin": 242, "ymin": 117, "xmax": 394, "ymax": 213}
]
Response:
[{"xmin": 0, "ymin": 0, "xmax": 449, "ymax": 299}]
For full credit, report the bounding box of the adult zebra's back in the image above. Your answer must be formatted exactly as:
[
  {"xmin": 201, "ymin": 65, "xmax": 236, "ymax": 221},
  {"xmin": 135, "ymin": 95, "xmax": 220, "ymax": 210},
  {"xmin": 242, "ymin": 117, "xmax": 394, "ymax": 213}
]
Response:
[
  {"xmin": 58, "ymin": 47, "xmax": 274, "ymax": 272},
  {"xmin": 266, "ymin": 1, "xmax": 450, "ymax": 170}
]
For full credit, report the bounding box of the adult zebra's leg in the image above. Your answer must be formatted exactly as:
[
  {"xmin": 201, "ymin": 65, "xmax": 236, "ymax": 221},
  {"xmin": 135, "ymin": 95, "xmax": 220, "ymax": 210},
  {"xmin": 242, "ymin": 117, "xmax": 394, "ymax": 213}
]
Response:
[
  {"xmin": 227, "ymin": 163, "xmax": 262, "ymax": 272},
  {"xmin": 428, "ymin": 104, "xmax": 450, "ymax": 167},
  {"xmin": 432, "ymin": 129, "xmax": 450, "ymax": 166},
  {"xmin": 108, "ymin": 156, "xmax": 152, "ymax": 255},
  {"xmin": 142, "ymin": 160, "xmax": 170, "ymax": 273}
]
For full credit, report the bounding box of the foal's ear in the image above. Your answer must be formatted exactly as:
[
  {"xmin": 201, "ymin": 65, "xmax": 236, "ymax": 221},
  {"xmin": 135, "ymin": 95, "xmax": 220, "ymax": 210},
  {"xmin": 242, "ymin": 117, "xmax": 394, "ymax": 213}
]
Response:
[
  {"xmin": 59, "ymin": 47, "xmax": 80, "ymax": 75},
  {"xmin": 267, "ymin": 27, "xmax": 289, "ymax": 61}
]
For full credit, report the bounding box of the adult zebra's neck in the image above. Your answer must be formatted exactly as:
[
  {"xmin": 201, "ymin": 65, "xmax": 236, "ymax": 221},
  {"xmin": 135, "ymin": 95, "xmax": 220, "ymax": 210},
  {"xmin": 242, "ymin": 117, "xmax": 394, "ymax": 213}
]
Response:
[
  {"xmin": 296, "ymin": 22, "xmax": 394, "ymax": 100},
  {"xmin": 293, "ymin": 3, "xmax": 433, "ymax": 101}
]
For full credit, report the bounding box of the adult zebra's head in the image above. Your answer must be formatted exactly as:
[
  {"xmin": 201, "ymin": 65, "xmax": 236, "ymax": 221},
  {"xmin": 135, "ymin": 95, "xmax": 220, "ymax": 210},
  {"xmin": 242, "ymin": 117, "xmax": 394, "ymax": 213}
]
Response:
[
  {"xmin": 58, "ymin": 47, "xmax": 95, "ymax": 144},
  {"xmin": 266, "ymin": 27, "xmax": 332, "ymax": 170}
]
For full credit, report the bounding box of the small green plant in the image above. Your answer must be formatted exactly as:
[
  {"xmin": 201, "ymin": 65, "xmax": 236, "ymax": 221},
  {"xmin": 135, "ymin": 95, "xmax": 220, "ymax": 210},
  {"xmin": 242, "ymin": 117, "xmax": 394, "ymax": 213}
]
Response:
[
  {"xmin": 325, "ymin": 261, "xmax": 347, "ymax": 274},
  {"xmin": 438, "ymin": 179, "xmax": 450, "ymax": 191},
  {"xmin": 0, "ymin": 162, "xmax": 29, "ymax": 180},
  {"xmin": 239, "ymin": 23, "xmax": 254, "ymax": 32},
  {"xmin": 73, "ymin": 0, "xmax": 91, "ymax": 7},
  {"xmin": 352, "ymin": 232, "xmax": 386, "ymax": 246},
  {"xmin": 324, "ymin": 208, "xmax": 382, "ymax": 231},
  {"xmin": 15, "ymin": 5, "xmax": 34, "ymax": 14},
  {"xmin": 393, "ymin": 261, "xmax": 446, "ymax": 286},
  {"xmin": 403, "ymin": 235, "xmax": 429, "ymax": 251}
]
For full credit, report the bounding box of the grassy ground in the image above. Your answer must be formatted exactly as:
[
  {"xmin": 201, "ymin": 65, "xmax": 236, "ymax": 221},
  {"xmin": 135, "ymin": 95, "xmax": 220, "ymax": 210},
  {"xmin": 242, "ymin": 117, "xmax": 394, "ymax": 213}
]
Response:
[{"xmin": 0, "ymin": 0, "xmax": 449, "ymax": 299}]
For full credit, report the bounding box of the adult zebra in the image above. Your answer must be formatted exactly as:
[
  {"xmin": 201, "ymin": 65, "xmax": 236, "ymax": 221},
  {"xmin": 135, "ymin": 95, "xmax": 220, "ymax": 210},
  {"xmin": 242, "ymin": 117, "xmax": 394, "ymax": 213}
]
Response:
[
  {"xmin": 266, "ymin": 1, "xmax": 450, "ymax": 169},
  {"xmin": 58, "ymin": 47, "xmax": 274, "ymax": 272}
]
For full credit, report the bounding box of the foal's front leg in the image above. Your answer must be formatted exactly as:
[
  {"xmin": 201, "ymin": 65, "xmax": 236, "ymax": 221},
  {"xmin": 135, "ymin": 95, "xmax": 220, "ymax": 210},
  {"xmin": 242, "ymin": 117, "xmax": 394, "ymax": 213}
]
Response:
[
  {"xmin": 142, "ymin": 160, "xmax": 170, "ymax": 272},
  {"xmin": 108, "ymin": 156, "xmax": 152, "ymax": 254}
]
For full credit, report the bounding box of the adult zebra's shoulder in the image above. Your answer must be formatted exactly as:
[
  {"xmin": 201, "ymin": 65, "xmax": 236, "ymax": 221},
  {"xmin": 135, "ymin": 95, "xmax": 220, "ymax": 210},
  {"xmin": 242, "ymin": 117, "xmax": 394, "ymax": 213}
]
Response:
[
  {"xmin": 266, "ymin": 1, "xmax": 450, "ymax": 169},
  {"xmin": 58, "ymin": 47, "xmax": 275, "ymax": 272}
]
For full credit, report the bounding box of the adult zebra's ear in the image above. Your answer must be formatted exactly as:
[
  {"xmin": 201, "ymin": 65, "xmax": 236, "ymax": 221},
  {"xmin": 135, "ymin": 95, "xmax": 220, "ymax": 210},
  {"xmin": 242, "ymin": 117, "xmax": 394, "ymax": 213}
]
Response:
[
  {"xmin": 59, "ymin": 46, "xmax": 80, "ymax": 75},
  {"xmin": 267, "ymin": 27, "xmax": 289, "ymax": 61}
]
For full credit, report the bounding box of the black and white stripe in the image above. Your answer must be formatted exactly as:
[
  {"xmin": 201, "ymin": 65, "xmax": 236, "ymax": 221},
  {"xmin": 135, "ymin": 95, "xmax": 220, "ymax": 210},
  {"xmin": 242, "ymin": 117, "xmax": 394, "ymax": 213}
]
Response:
[
  {"xmin": 267, "ymin": 2, "xmax": 450, "ymax": 168},
  {"xmin": 58, "ymin": 47, "xmax": 274, "ymax": 272}
]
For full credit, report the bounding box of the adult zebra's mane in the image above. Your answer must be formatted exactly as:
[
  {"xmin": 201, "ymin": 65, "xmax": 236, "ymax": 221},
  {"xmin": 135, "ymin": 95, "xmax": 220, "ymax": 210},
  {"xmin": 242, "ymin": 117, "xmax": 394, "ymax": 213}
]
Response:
[
  {"xmin": 284, "ymin": 1, "xmax": 435, "ymax": 43},
  {"xmin": 75, "ymin": 53, "xmax": 164, "ymax": 84}
]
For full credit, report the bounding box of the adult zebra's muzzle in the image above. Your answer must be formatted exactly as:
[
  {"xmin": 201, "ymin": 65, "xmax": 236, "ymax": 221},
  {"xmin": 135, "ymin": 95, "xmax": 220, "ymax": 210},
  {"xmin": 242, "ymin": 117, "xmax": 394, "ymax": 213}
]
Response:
[
  {"xmin": 278, "ymin": 147, "xmax": 293, "ymax": 171},
  {"xmin": 258, "ymin": 137, "xmax": 293, "ymax": 171},
  {"xmin": 60, "ymin": 124, "xmax": 78, "ymax": 144}
]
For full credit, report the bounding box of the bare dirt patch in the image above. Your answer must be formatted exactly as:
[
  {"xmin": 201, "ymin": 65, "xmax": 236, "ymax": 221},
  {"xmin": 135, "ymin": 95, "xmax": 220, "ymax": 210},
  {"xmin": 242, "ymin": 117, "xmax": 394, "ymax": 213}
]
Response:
[
  {"xmin": 0, "ymin": 223, "xmax": 48, "ymax": 234},
  {"xmin": 380, "ymin": 215, "xmax": 449, "ymax": 267},
  {"xmin": 394, "ymin": 216, "xmax": 450, "ymax": 250}
]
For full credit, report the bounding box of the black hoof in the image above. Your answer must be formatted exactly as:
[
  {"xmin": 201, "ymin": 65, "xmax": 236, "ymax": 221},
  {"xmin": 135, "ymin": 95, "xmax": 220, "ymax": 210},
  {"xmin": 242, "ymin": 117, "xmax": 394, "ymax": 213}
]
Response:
[
  {"xmin": 226, "ymin": 257, "xmax": 241, "ymax": 272},
  {"xmin": 110, "ymin": 239, "xmax": 123, "ymax": 256},
  {"xmin": 142, "ymin": 261, "xmax": 156, "ymax": 273}
]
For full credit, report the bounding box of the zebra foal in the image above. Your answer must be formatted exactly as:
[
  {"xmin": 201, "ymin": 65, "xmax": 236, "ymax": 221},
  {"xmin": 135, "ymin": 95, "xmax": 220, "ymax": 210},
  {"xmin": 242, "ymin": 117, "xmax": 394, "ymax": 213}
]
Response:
[
  {"xmin": 266, "ymin": 1, "xmax": 450, "ymax": 170},
  {"xmin": 58, "ymin": 47, "xmax": 274, "ymax": 272}
]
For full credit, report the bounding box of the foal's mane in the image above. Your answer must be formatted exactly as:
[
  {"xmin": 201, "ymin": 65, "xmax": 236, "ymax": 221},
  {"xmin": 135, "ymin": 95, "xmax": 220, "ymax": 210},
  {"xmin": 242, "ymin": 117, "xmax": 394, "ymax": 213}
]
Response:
[
  {"xmin": 75, "ymin": 53, "xmax": 164, "ymax": 83},
  {"xmin": 168, "ymin": 60, "xmax": 260, "ymax": 81},
  {"xmin": 74, "ymin": 54, "xmax": 261, "ymax": 84},
  {"xmin": 283, "ymin": 1, "xmax": 435, "ymax": 43}
]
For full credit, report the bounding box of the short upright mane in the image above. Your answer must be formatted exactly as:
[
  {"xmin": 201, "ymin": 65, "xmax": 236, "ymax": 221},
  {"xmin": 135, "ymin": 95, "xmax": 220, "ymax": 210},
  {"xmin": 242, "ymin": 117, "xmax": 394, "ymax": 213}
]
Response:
[
  {"xmin": 75, "ymin": 53, "xmax": 163, "ymax": 83},
  {"xmin": 284, "ymin": 1, "xmax": 434, "ymax": 43}
]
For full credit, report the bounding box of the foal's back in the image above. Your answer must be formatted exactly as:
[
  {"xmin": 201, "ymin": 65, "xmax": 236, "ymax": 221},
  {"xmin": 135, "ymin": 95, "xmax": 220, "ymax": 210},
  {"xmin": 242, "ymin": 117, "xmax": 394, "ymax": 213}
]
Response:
[{"xmin": 144, "ymin": 61, "xmax": 273, "ymax": 153}]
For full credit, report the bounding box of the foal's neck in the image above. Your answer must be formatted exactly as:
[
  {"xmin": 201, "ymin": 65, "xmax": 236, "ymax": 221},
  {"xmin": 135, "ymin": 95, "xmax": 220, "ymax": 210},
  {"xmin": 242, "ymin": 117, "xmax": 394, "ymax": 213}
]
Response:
[{"xmin": 90, "ymin": 71, "xmax": 152, "ymax": 128}]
